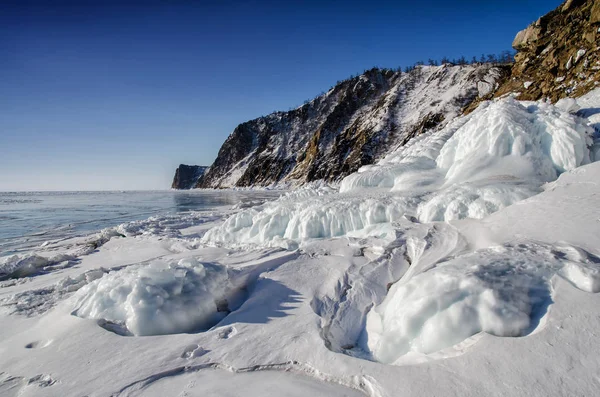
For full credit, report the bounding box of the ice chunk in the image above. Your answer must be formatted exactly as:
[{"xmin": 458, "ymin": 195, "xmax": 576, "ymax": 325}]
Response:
[
  {"xmin": 555, "ymin": 97, "xmax": 581, "ymax": 114},
  {"xmin": 0, "ymin": 253, "xmax": 76, "ymax": 280},
  {"xmin": 363, "ymin": 242, "xmax": 600, "ymax": 363},
  {"xmin": 71, "ymin": 259, "xmax": 244, "ymax": 336}
]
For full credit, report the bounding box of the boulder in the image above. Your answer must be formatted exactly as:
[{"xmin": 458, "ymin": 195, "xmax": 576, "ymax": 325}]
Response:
[{"xmin": 513, "ymin": 24, "xmax": 542, "ymax": 50}]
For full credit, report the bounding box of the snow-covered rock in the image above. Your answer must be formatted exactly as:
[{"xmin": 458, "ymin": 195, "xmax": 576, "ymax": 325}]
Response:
[{"xmin": 197, "ymin": 64, "xmax": 507, "ymax": 188}]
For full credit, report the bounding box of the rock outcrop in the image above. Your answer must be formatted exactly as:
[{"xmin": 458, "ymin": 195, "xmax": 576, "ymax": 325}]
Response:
[
  {"xmin": 171, "ymin": 164, "xmax": 208, "ymax": 189},
  {"xmin": 196, "ymin": 64, "xmax": 508, "ymax": 188},
  {"xmin": 496, "ymin": 0, "xmax": 600, "ymax": 101},
  {"xmin": 179, "ymin": 0, "xmax": 600, "ymax": 189}
]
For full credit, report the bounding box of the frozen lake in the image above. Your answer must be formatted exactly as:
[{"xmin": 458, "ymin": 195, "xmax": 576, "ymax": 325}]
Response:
[{"xmin": 0, "ymin": 190, "xmax": 281, "ymax": 256}]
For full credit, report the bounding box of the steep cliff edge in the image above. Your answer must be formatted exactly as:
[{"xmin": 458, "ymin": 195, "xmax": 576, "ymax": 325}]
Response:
[
  {"xmin": 495, "ymin": 0, "xmax": 600, "ymax": 101},
  {"xmin": 196, "ymin": 64, "xmax": 508, "ymax": 188},
  {"xmin": 171, "ymin": 164, "xmax": 208, "ymax": 189}
]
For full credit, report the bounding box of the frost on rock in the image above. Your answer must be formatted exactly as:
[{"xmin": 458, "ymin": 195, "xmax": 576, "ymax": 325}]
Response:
[
  {"xmin": 71, "ymin": 259, "xmax": 245, "ymax": 336},
  {"xmin": 203, "ymin": 97, "xmax": 595, "ymax": 248},
  {"xmin": 364, "ymin": 242, "xmax": 600, "ymax": 364}
]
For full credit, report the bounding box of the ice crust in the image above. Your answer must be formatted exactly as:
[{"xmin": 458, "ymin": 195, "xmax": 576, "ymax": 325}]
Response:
[
  {"xmin": 203, "ymin": 98, "xmax": 595, "ymax": 247},
  {"xmin": 71, "ymin": 259, "xmax": 243, "ymax": 336}
]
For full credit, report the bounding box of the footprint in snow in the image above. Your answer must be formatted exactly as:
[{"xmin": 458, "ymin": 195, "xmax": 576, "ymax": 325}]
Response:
[
  {"xmin": 180, "ymin": 344, "xmax": 208, "ymax": 359},
  {"xmin": 24, "ymin": 340, "xmax": 52, "ymax": 349}
]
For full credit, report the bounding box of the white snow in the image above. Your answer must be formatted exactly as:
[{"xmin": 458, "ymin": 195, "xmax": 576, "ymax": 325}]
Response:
[{"xmin": 575, "ymin": 49, "xmax": 586, "ymax": 63}]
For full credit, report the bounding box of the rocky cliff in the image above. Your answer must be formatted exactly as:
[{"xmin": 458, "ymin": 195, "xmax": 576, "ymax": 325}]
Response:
[
  {"xmin": 196, "ymin": 64, "xmax": 508, "ymax": 188},
  {"xmin": 495, "ymin": 0, "xmax": 600, "ymax": 101},
  {"xmin": 180, "ymin": 0, "xmax": 600, "ymax": 189},
  {"xmin": 171, "ymin": 164, "xmax": 208, "ymax": 189}
]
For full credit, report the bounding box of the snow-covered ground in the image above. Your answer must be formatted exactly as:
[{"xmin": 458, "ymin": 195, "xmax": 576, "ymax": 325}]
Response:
[{"xmin": 1, "ymin": 90, "xmax": 600, "ymax": 396}]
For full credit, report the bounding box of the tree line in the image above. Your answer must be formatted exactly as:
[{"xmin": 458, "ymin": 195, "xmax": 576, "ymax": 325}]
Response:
[{"xmin": 295, "ymin": 50, "xmax": 517, "ymax": 108}]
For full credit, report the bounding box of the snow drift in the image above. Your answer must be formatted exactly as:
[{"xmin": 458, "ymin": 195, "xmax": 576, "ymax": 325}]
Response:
[
  {"xmin": 71, "ymin": 259, "xmax": 245, "ymax": 336},
  {"xmin": 203, "ymin": 97, "xmax": 596, "ymax": 248}
]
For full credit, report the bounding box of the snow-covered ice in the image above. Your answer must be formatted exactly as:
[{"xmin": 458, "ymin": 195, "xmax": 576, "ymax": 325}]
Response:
[{"xmin": 1, "ymin": 90, "xmax": 600, "ymax": 397}]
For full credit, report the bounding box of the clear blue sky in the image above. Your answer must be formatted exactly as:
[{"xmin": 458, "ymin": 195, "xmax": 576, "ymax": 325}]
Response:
[{"xmin": 0, "ymin": 0, "xmax": 562, "ymax": 191}]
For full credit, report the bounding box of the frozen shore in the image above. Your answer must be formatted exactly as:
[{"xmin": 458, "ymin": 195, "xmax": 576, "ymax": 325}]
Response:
[{"xmin": 1, "ymin": 91, "xmax": 600, "ymax": 396}]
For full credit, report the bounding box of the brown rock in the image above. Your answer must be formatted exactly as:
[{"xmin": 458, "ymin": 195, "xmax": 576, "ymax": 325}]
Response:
[
  {"xmin": 513, "ymin": 24, "xmax": 542, "ymax": 50},
  {"xmin": 591, "ymin": 0, "xmax": 600, "ymax": 23},
  {"xmin": 583, "ymin": 30, "xmax": 596, "ymax": 42},
  {"xmin": 562, "ymin": 0, "xmax": 585, "ymax": 12}
]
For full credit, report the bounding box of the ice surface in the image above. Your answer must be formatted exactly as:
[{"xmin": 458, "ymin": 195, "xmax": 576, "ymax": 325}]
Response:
[{"xmin": 71, "ymin": 258, "xmax": 245, "ymax": 336}]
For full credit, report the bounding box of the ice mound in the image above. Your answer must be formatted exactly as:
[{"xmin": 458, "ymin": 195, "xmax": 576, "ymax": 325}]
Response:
[
  {"xmin": 112, "ymin": 212, "xmax": 220, "ymax": 238},
  {"xmin": 343, "ymin": 97, "xmax": 593, "ymax": 193},
  {"xmin": 0, "ymin": 253, "xmax": 76, "ymax": 280},
  {"xmin": 202, "ymin": 192, "xmax": 415, "ymax": 249},
  {"xmin": 364, "ymin": 242, "xmax": 600, "ymax": 364},
  {"xmin": 416, "ymin": 180, "xmax": 539, "ymax": 223},
  {"xmin": 71, "ymin": 259, "xmax": 245, "ymax": 336}
]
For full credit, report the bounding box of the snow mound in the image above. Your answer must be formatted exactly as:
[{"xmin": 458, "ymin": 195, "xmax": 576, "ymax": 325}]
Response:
[
  {"xmin": 343, "ymin": 97, "xmax": 593, "ymax": 192},
  {"xmin": 364, "ymin": 242, "xmax": 600, "ymax": 364},
  {"xmin": 0, "ymin": 253, "xmax": 77, "ymax": 280},
  {"xmin": 71, "ymin": 259, "xmax": 245, "ymax": 336},
  {"xmin": 203, "ymin": 97, "xmax": 596, "ymax": 248}
]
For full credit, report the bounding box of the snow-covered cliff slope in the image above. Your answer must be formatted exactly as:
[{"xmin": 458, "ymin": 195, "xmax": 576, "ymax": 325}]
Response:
[{"xmin": 197, "ymin": 64, "xmax": 507, "ymax": 188}]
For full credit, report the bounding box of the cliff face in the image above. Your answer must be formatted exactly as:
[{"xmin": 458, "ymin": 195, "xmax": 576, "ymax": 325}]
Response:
[
  {"xmin": 495, "ymin": 0, "xmax": 600, "ymax": 101},
  {"xmin": 171, "ymin": 164, "xmax": 208, "ymax": 189},
  {"xmin": 197, "ymin": 64, "xmax": 508, "ymax": 188}
]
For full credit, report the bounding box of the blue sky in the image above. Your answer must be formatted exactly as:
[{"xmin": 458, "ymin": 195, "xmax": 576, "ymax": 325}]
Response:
[{"xmin": 0, "ymin": 0, "xmax": 562, "ymax": 191}]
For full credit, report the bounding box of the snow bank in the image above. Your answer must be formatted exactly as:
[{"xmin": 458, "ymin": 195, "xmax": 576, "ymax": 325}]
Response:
[
  {"xmin": 203, "ymin": 97, "xmax": 596, "ymax": 248},
  {"xmin": 71, "ymin": 259, "xmax": 244, "ymax": 336},
  {"xmin": 364, "ymin": 242, "xmax": 600, "ymax": 363}
]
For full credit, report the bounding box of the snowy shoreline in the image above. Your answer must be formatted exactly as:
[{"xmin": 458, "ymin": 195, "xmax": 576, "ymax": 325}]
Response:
[{"xmin": 1, "ymin": 91, "xmax": 600, "ymax": 396}]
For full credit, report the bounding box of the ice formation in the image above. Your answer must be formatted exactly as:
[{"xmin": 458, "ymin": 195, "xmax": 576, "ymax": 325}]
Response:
[
  {"xmin": 0, "ymin": 253, "xmax": 76, "ymax": 280},
  {"xmin": 71, "ymin": 258, "xmax": 245, "ymax": 336},
  {"xmin": 364, "ymin": 241, "xmax": 600, "ymax": 363},
  {"xmin": 203, "ymin": 97, "xmax": 596, "ymax": 248}
]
